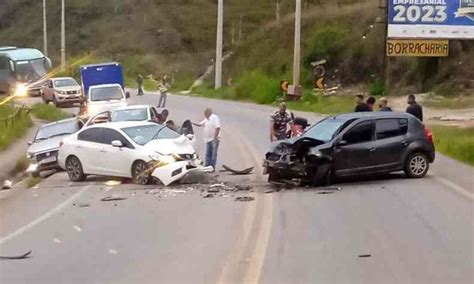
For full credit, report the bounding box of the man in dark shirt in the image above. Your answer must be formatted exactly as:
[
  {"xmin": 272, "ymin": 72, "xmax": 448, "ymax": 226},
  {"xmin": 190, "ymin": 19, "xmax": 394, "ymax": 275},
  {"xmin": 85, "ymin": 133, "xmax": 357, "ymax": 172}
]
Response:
[
  {"xmin": 406, "ymin": 94, "xmax": 423, "ymax": 121},
  {"xmin": 270, "ymin": 102, "xmax": 293, "ymax": 141},
  {"xmin": 354, "ymin": 94, "xmax": 371, "ymax": 112},
  {"xmin": 366, "ymin": 96, "xmax": 376, "ymax": 111}
]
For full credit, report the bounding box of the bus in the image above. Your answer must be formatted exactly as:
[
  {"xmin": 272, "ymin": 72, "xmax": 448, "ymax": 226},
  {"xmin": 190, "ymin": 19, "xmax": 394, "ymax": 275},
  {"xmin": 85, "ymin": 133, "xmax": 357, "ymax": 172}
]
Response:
[{"xmin": 0, "ymin": 47, "xmax": 52, "ymax": 96}]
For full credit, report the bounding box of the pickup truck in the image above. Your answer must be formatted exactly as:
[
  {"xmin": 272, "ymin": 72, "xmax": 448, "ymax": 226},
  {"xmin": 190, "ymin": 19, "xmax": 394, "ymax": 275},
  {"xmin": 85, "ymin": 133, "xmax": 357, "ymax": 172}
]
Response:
[{"xmin": 80, "ymin": 62, "xmax": 129, "ymax": 117}]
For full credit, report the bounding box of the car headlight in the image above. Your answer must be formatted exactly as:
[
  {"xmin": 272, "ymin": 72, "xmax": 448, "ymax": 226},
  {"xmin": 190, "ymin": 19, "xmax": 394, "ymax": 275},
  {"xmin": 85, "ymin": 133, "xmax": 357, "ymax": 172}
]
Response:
[
  {"xmin": 150, "ymin": 154, "xmax": 176, "ymax": 164},
  {"xmin": 14, "ymin": 83, "xmax": 28, "ymax": 97},
  {"xmin": 55, "ymin": 90, "xmax": 67, "ymax": 95}
]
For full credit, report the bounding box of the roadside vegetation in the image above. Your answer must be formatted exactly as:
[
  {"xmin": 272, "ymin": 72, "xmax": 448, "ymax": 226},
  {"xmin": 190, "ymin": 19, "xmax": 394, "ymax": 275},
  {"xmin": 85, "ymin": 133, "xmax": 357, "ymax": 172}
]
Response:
[
  {"xmin": 0, "ymin": 104, "xmax": 33, "ymax": 151},
  {"xmin": 26, "ymin": 177, "xmax": 42, "ymax": 188},
  {"xmin": 31, "ymin": 104, "xmax": 70, "ymax": 122},
  {"xmin": 431, "ymin": 126, "xmax": 474, "ymax": 166}
]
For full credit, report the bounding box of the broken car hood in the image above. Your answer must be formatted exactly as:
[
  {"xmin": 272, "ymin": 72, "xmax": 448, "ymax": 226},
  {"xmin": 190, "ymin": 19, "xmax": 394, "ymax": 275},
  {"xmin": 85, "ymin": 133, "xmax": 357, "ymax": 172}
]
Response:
[
  {"xmin": 269, "ymin": 137, "xmax": 327, "ymax": 156},
  {"xmin": 28, "ymin": 135, "xmax": 68, "ymax": 154},
  {"xmin": 143, "ymin": 135, "xmax": 195, "ymax": 155}
]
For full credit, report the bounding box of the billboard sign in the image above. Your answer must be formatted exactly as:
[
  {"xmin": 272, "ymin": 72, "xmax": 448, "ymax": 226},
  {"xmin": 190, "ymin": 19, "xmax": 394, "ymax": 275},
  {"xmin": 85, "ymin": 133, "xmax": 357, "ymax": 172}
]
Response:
[
  {"xmin": 388, "ymin": 0, "xmax": 474, "ymax": 39},
  {"xmin": 387, "ymin": 39, "xmax": 449, "ymax": 57}
]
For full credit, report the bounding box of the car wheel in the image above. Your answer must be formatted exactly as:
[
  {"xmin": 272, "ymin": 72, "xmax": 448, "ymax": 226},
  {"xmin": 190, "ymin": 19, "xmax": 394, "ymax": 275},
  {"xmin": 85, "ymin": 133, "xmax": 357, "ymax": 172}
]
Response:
[
  {"xmin": 404, "ymin": 152, "xmax": 429, "ymax": 178},
  {"xmin": 132, "ymin": 160, "xmax": 150, "ymax": 185},
  {"xmin": 53, "ymin": 96, "xmax": 61, "ymax": 108},
  {"xmin": 66, "ymin": 156, "xmax": 86, "ymax": 182},
  {"xmin": 312, "ymin": 164, "xmax": 333, "ymax": 187},
  {"xmin": 267, "ymin": 168, "xmax": 281, "ymax": 182}
]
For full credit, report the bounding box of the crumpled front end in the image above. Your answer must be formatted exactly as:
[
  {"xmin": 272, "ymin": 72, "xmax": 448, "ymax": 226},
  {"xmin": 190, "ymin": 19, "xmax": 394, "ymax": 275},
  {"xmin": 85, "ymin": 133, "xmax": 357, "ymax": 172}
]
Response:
[{"xmin": 150, "ymin": 159, "xmax": 213, "ymax": 186}]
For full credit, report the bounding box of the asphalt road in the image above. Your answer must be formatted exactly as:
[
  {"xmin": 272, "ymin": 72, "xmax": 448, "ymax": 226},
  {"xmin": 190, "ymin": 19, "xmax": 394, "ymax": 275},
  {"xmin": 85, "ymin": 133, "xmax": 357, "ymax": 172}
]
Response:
[{"xmin": 1, "ymin": 92, "xmax": 472, "ymax": 284}]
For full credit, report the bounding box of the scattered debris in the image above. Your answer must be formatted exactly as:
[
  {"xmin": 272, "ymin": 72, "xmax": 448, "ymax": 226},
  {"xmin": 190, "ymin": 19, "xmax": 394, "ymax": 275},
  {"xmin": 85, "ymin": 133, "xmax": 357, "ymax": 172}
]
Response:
[
  {"xmin": 358, "ymin": 254, "xmax": 372, "ymax": 258},
  {"xmin": 145, "ymin": 190, "xmax": 160, "ymax": 195},
  {"xmin": 73, "ymin": 225, "xmax": 82, "ymax": 232},
  {"xmin": 0, "ymin": 250, "xmax": 32, "ymax": 260},
  {"xmin": 74, "ymin": 202, "xmax": 90, "ymax": 208},
  {"xmin": 53, "ymin": 238, "xmax": 62, "ymax": 244},
  {"xmin": 265, "ymin": 190, "xmax": 275, "ymax": 194},
  {"xmin": 2, "ymin": 180, "xmax": 12, "ymax": 190},
  {"xmin": 235, "ymin": 185, "xmax": 252, "ymax": 192},
  {"xmin": 108, "ymin": 249, "xmax": 118, "ymax": 255},
  {"xmin": 222, "ymin": 165, "xmax": 254, "ymax": 175},
  {"xmin": 317, "ymin": 191, "xmax": 334, "ymax": 195},
  {"xmin": 210, "ymin": 183, "xmax": 225, "ymax": 188},
  {"xmin": 208, "ymin": 188, "xmax": 220, "ymax": 193},
  {"xmin": 202, "ymin": 193, "xmax": 215, "ymax": 198},
  {"xmin": 235, "ymin": 196, "xmax": 255, "ymax": 202},
  {"xmin": 104, "ymin": 180, "xmax": 122, "ymax": 186},
  {"xmin": 103, "ymin": 186, "xmax": 113, "ymax": 192},
  {"xmin": 171, "ymin": 189, "xmax": 186, "ymax": 194},
  {"xmin": 101, "ymin": 195, "xmax": 127, "ymax": 202}
]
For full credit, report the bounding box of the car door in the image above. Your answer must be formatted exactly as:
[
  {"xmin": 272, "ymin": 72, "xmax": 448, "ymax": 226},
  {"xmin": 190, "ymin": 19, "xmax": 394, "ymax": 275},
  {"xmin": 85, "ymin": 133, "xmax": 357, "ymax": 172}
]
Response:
[
  {"xmin": 333, "ymin": 120, "xmax": 376, "ymax": 176},
  {"xmin": 150, "ymin": 107, "xmax": 159, "ymax": 123},
  {"xmin": 372, "ymin": 118, "xmax": 408, "ymax": 171},
  {"xmin": 76, "ymin": 127, "xmax": 105, "ymax": 174},
  {"xmin": 98, "ymin": 128, "xmax": 136, "ymax": 177}
]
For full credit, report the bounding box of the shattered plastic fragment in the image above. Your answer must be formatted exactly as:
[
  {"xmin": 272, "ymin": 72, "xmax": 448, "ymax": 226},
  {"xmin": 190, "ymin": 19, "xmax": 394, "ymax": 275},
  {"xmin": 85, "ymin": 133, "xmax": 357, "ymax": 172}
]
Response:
[
  {"xmin": 0, "ymin": 250, "xmax": 32, "ymax": 260},
  {"xmin": 222, "ymin": 165, "xmax": 254, "ymax": 175},
  {"xmin": 2, "ymin": 180, "xmax": 12, "ymax": 190},
  {"xmin": 265, "ymin": 190, "xmax": 275, "ymax": 194},
  {"xmin": 108, "ymin": 249, "xmax": 118, "ymax": 255},
  {"xmin": 101, "ymin": 196, "xmax": 127, "ymax": 201},
  {"xmin": 235, "ymin": 185, "xmax": 252, "ymax": 191},
  {"xmin": 203, "ymin": 193, "xmax": 215, "ymax": 198},
  {"xmin": 234, "ymin": 196, "xmax": 255, "ymax": 202},
  {"xmin": 358, "ymin": 254, "xmax": 372, "ymax": 258},
  {"xmin": 104, "ymin": 180, "xmax": 122, "ymax": 186},
  {"xmin": 73, "ymin": 225, "xmax": 82, "ymax": 232},
  {"xmin": 317, "ymin": 191, "xmax": 334, "ymax": 195},
  {"xmin": 53, "ymin": 238, "xmax": 62, "ymax": 244}
]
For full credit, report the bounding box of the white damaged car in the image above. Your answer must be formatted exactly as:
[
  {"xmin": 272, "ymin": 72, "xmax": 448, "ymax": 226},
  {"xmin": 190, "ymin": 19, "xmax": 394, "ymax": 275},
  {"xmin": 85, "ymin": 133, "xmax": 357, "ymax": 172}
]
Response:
[{"xmin": 58, "ymin": 121, "xmax": 206, "ymax": 185}]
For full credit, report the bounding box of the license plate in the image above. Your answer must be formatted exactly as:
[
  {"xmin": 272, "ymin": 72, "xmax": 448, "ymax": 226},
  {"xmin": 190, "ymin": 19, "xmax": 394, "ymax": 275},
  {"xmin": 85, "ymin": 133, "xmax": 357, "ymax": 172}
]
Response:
[{"xmin": 40, "ymin": 156, "xmax": 57, "ymax": 164}]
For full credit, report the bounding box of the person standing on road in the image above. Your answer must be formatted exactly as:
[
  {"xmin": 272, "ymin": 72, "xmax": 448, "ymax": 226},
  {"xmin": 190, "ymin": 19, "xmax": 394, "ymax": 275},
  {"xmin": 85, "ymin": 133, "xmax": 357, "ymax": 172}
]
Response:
[
  {"xmin": 137, "ymin": 74, "xmax": 144, "ymax": 96},
  {"xmin": 354, "ymin": 94, "xmax": 371, "ymax": 112},
  {"xmin": 193, "ymin": 108, "xmax": 221, "ymax": 171},
  {"xmin": 366, "ymin": 96, "xmax": 376, "ymax": 111},
  {"xmin": 270, "ymin": 102, "xmax": 293, "ymax": 142},
  {"xmin": 378, "ymin": 97, "xmax": 392, "ymax": 111},
  {"xmin": 157, "ymin": 76, "xmax": 170, "ymax": 108},
  {"xmin": 406, "ymin": 94, "xmax": 423, "ymax": 121}
]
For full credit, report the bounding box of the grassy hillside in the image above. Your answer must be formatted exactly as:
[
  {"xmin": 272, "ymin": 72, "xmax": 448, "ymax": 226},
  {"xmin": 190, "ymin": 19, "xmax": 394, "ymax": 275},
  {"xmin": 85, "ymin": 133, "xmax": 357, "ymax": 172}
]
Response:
[{"xmin": 1, "ymin": 0, "xmax": 472, "ymax": 97}]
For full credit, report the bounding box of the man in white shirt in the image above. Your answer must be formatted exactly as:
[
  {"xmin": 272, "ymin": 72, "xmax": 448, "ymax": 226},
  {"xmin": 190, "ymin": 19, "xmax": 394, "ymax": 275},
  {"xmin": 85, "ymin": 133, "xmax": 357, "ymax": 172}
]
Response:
[{"xmin": 193, "ymin": 108, "xmax": 221, "ymax": 171}]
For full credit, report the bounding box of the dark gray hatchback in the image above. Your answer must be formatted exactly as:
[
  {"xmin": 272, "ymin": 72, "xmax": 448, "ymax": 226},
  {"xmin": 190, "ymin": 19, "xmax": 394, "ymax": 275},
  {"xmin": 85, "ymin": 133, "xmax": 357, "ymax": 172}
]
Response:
[{"xmin": 264, "ymin": 112, "xmax": 435, "ymax": 185}]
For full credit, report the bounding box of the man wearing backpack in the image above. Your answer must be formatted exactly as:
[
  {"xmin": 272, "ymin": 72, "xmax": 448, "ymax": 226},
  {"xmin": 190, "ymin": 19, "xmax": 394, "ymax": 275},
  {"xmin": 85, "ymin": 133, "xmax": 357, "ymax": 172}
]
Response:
[{"xmin": 270, "ymin": 102, "xmax": 293, "ymax": 142}]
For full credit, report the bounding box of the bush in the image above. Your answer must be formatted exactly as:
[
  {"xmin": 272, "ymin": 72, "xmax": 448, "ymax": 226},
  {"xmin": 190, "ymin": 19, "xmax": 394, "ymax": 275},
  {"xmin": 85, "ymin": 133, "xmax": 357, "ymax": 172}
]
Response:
[
  {"xmin": 235, "ymin": 70, "xmax": 280, "ymax": 104},
  {"xmin": 369, "ymin": 79, "xmax": 388, "ymax": 97},
  {"xmin": 0, "ymin": 105, "xmax": 33, "ymax": 150},
  {"xmin": 431, "ymin": 126, "xmax": 474, "ymax": 166}
]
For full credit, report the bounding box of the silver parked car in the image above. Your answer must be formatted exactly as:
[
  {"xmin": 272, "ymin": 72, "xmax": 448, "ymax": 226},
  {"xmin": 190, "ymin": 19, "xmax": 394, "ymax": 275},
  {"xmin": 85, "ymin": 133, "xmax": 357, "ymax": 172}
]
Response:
[
  {"xmin": 41, "ymin": 77, "xmax": 84, "ymax": 107},
  {"xmin": 27, "ymin": 118, "xmax": 84, "ymax": 177}
]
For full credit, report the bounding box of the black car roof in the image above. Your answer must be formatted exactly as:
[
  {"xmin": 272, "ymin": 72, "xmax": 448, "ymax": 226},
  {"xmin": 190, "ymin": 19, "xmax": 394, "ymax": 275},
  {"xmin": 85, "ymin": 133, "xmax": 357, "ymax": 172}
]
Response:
[{"xmin": 332, "ymin": 112, "xmax": 413, "ymax": 121}]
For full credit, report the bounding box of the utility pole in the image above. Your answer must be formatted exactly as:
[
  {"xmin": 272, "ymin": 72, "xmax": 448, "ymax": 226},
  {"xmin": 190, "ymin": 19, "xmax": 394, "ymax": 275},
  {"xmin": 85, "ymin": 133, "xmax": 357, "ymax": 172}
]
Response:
[
  {"xmin": 276, "ymin": 0, "xmax": 281, "ymax": 21},
  {"xmin": 215, "ymin": 0, "xmax": 224, "ymax": 89},
  {"xmin": 292, "ymin": 0, "xmax": 302, "ymax": 86},
  {"xmin": 43, "ymin": 0, "xmax": 48, "ymax": 56},
  {"xmin": 61, "ymin": 0, "xmax": 66, "ymax": 71}
]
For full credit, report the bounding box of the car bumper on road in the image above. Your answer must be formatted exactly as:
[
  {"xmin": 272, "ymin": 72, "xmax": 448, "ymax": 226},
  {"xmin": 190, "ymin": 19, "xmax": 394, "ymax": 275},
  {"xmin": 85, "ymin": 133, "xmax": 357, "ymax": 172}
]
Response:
[{"xmin": 264, "ymin": 160, "xmax": 310, "ymax": 179}]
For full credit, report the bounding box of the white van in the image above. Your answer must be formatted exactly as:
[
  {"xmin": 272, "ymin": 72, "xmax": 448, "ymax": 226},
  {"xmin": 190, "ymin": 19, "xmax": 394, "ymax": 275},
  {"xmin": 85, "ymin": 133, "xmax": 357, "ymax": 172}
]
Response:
[{"xmin": 86, "ymin": 83, "xmax": 128, "ymax": 117}]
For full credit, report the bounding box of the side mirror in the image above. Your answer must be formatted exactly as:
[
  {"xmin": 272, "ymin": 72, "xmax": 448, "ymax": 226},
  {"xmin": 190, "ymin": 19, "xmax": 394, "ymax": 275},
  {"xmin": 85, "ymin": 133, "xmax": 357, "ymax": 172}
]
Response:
[
  {"xmin": 337, "ymin": 140, "xmax": 348, "ymax": 147},
  {"xmin": 125, "ymin": 92, "xmax": 130, "ymax": 99},
  {"xmin": 45, "ymin": 57, "xmax": 52, "ymax": 69},
  {"xmin": 27, "ymin": 141, "xmax": 32, "ymax": 146},
  {"xmin": 111, "ymin": 140, "xmax": 123, "ymax": 148}
]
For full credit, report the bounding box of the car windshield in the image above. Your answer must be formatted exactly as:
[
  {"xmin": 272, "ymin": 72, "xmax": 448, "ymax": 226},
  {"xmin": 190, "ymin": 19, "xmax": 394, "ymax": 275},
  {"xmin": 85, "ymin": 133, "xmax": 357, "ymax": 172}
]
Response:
[
  {"xmin": 35, "ymin": 120, "xmax": 79, "ymax": 141},
  {"xmin": 15, "ymin": 58, "xmax": 47, "ymax": 82},
  {"xmin": 90, "ymin": 86, "xmax": 123, "ymax": 102},
  {"xmin": 112, "ymin": 108, "xmax": 148, "ymax": 122},
  {"xmin": 121, "ymin": 124, "xmax": 180, "ymax": 145},
  {"xmin": 303, "ymin": 118, "xmax": 347, "ymax": 142},
  {"xmin": 54, "ymin": 78, "xmax": 78, "ymax": 88}
]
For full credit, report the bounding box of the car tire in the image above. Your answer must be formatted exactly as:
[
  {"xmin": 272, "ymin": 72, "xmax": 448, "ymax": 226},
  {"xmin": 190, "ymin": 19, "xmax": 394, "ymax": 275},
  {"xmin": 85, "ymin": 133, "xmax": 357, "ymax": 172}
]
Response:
[
  {"xmin": 267, "ymin": 168, "xmax": 280, "ymax": 183},
  {"xmin": 312, "ymin": 164, "xmax": 333, "ymax": 187},
  {"xmin": 66, "ymin": 156, "xmax": 86, "ymax": 182},
  {"xmin": 132, "ymin": 160, "xmax": 150, "ymax": 185},
  {"xmin": 404, "ymin": 152, "xmax": 429, "ymax": 178},
  {"xmin": 53, "ymin": 96, "xmax": 61, "ymax": 108}
]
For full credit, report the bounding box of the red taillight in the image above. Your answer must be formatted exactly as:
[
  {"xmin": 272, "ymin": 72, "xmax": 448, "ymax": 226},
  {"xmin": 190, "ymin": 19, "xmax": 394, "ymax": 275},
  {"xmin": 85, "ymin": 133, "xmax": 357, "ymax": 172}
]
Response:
[{"xmin": 424, "ymin": 127, "xmax": 433, "ymax": 144}]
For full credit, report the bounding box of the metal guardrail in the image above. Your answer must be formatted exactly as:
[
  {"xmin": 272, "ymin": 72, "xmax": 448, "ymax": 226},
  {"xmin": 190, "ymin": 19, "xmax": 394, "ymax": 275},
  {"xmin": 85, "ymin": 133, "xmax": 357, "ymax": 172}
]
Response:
[{"xmin": 0, "ymin": 106, "xmax": 31, "ymax": 128}]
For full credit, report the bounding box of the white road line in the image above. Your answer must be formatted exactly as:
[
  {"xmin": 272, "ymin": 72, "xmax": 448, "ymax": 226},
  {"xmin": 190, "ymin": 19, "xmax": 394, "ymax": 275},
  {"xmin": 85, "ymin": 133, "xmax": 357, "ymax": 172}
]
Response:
[
  {"xmin": 434, "ymin": 176, "xmax": 473, "ymax": 201},
  {"xmin": 0, "ymin": 185, "xmax": 90, "ymax": 244}
]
